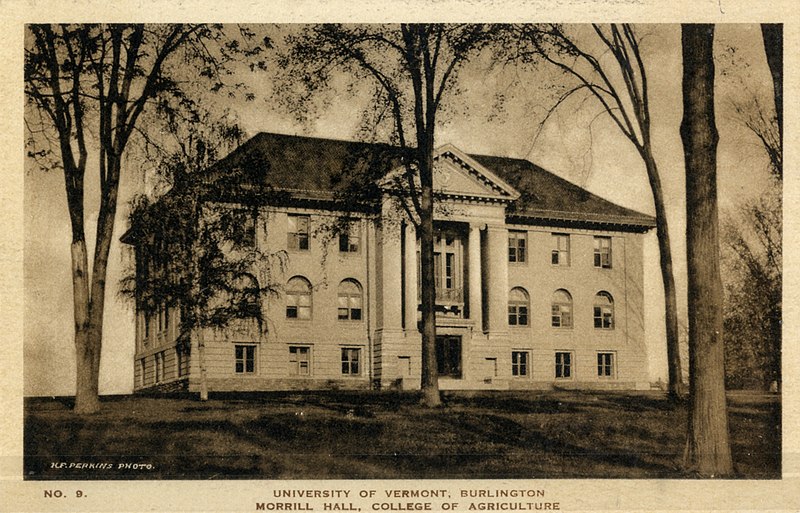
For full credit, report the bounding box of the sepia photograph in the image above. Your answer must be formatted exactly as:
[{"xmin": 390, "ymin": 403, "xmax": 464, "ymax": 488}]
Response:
[{"xmin": 3, "ymin": 1, "xmax": 798, "ymax": 511}]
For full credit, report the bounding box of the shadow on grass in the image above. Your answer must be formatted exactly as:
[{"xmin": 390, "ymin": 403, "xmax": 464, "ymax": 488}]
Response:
[{"xmin": 24, "ymin": 390, "xmax": 780, "ymax": 480}]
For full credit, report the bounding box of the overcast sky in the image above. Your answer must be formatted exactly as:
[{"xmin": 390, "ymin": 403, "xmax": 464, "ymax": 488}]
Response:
[{"xmin": 23, "ymin": 23, "xmax": 775, "ymax": 395}]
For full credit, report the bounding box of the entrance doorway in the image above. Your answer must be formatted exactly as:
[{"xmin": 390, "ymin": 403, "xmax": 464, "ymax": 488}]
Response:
[{"xmin": 436, "ymin": 335, "xmax": 462, "ymax": 378}]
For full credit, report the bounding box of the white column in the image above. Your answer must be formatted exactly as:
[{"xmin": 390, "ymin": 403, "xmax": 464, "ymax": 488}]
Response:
[
  {"xmin": 377, "ymin": 221, "xmax": 403, "ymax": 331},
  {"xmin": 404, "ymin": 223, "xmax": 418, "ymax": 332},
  {"xmin": 485, "ymin": 224, "xmax": 509, "ymax": 334},
  {"xmin": 468, "ymin": 223, "xmax": 483, "ymax": 327}
]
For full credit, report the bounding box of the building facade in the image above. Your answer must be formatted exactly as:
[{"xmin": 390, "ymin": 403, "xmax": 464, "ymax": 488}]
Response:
[{"xmin": 126, "ymin": 133, "xmax": 657, "ymax": 393}]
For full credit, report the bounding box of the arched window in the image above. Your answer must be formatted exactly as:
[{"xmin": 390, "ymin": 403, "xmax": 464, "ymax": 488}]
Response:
[
  {"xmin": 508, "ymin": 287, "xmax": 530, "ymax": 326},
  {"xmin": 338, "ymin": 279, "xmax": 363, "ymax": 321},
  {"xmin": 594, "ymin": 292, "xmax": 614, "ymax": 329},
  {"xmin": 286, "ymin": 276, "xmax": 312, "ymax": 319},
  {"xmin": 551, "ymin": 289, "xmax": 573, "ymax": 328}
]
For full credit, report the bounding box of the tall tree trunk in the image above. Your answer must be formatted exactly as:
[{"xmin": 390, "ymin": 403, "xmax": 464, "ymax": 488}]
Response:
[
  {"xmin": 71, "ymin": 239, "xmax": 99, "ymax": 414},
  {"xmin": 680, "ymin": 24, "xmax": 733, "ymax": 477},
  {"xmin": 192, "ymin": 200, "xmax": 210, "ymax": 401},
  {"xmin": 641, "ymin": 151, "xmax": 685, "ymax": 398},
  {"xmin": 418, "ymin": 164, "xmax": 441, "ymax": 408},
  {"xmin": 79, "ymin": 168, "xmax": 120, "ymax": 413},
  {"xmin": 196, "ymin": 323, "xmax": 209, "ymax": 401}
]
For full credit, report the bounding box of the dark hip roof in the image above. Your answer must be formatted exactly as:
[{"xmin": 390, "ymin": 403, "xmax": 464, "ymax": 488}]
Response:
[{"xmin": 129, "ymin": 132, "xmax": 656, "ymax": 240}]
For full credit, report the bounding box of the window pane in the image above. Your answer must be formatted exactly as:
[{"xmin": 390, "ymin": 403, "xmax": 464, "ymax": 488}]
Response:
[
  {"xmin": 434, "ymin": 253, "xmax": 442, "ymax": 289},
  {"xmin": 350, "ymin": 308, "xmax": 362, "ymax": 320}
]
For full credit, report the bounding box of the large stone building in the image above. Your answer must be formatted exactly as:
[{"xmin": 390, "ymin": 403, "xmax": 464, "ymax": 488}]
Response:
[{"xmin": 124, "ymin": 132, "xmax": 657, "ymax": 393}]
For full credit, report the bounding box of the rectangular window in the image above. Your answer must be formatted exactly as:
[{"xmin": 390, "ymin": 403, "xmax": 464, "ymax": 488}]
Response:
[
  {"xmin": 433, "ymin": 252, "xmax": 442, "ymax": 291},
  {"xmin": 508, "ymin": 231, "xmax": 527, "ymax": 263},
  {"xmin": 512, "ymin": 351, "xmax": 529, "ymax": 377},
  {"xmin": 241, "ymin": 213, "xmax": 256, "ymax": 248},
  {"xmin": 436, "ymin": 336, "xmax": 462, "ymax": 378},
  {"xmin": 339, "ymin": 221, "xmax": 360, "ymax": 253},
  {"xmin": 287, "ymin": 214, "xmax": 310, "ymax": 251},
  {"xmin": 338, "ymin": 290, "xmax": 362, "ymax": 320},
  {"xmin": 598, "ymin": 352, "xmax": 615, "ymax": 378},
  {"xmin": 176, "ymin": 349, "xmax": 184, "ymax": 377},
  {"xmin": 445, "ymin": 253, "xmax": 454, "ymax": 289},
  {"xmin": 139, "ymin": 358, "xmax": 147, "ymax": 387},
  {"xmin": 154, "ymin": 352, "xmax": 165, "ymax": 383},
  {"xmin": 551, "ymin": 304, "xmax": 572, "ymax": 328},
  {"xmin": 594, "ymin": 236, "xmax": 612, "ymax": 268},
  {"xmin": 227, "ymin": 209, "xmax": 257, "ymax": 248},
  {"xmin": 235, "ymin": 345, "xmax": 256, "ymax": 374},
  {"xmin": 555, "ymin": 352, "xmax": 572, "ymax": 379},
  {"xmin": 594, "ymin": 306, "xmax": 614, "ymax": 329},
  {"xmin": 508, "ymin": 304, "xmax": 529, "ymax": 326},
  {"xmin": 143, "ymin": 313, "xmax": 151, "ymax": 341},
  {"xmin": 551, "ymin": 233, "xmax": 570, "ymax": 266},
  {"xmin": 289, "ymin": 346, "xmax": 311, "ymax": 375},
  {"xmin": 341, "ymin": 348, "xmax": 361, "ymax": 376}
]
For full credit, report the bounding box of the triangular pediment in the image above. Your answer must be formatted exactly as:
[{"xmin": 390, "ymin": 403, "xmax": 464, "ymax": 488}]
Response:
[
  {"xmin": 432, "ymin": 144, "xmax": 520, "ymax": 201},
  {"xmin": 381, "ymin": 143, "xmax": 520, "ymax": 203}
]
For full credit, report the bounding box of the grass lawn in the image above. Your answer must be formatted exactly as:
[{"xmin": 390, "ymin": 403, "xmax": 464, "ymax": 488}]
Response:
[{"xmin": 24, "ymin": 390, "xmax": 780, "ymax": 480}]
